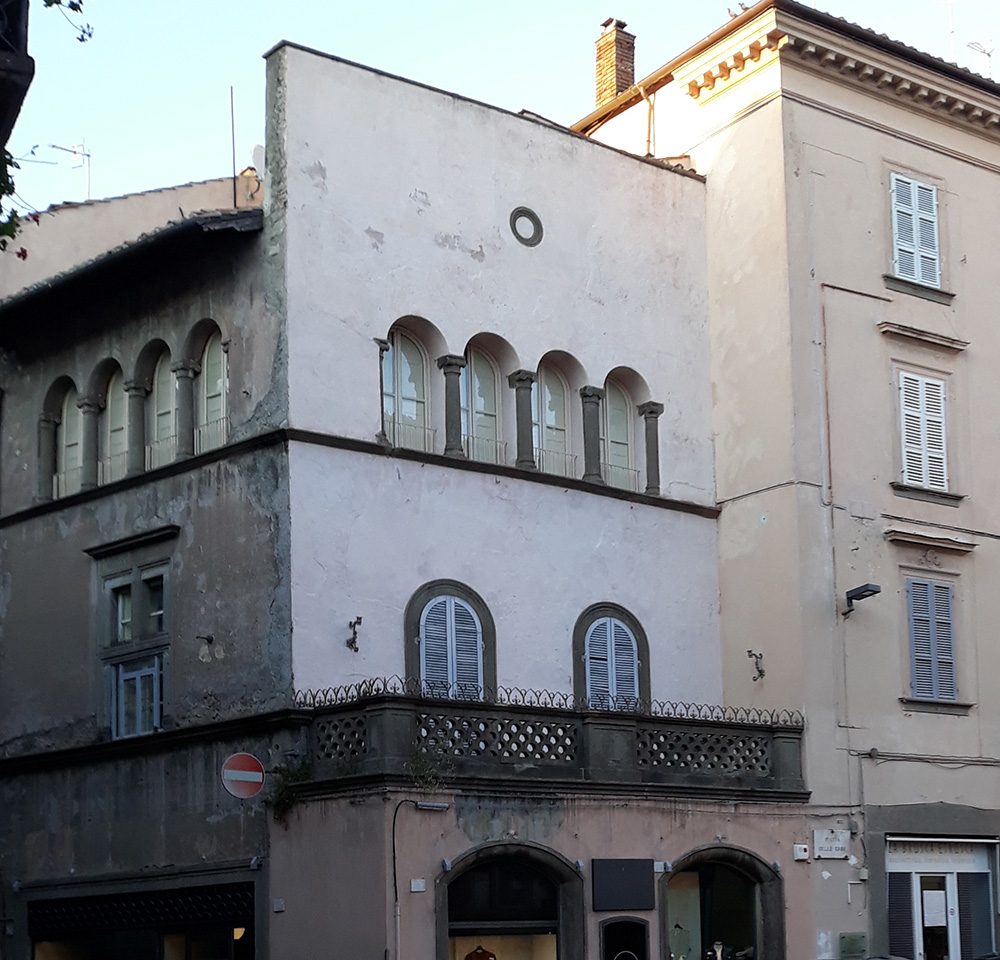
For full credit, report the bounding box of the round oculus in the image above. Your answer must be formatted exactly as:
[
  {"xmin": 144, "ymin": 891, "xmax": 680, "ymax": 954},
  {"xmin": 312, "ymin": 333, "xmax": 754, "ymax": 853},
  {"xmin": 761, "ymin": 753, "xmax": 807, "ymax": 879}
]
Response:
[{"xmin": 509, "ymin": 206, "xmax": 543, "ymax": 247}]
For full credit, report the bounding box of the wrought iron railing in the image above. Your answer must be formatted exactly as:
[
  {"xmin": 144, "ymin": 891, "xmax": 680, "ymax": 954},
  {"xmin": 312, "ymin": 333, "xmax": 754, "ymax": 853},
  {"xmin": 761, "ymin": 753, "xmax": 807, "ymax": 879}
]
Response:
[
  {"xmin": 534, "ymin": 448, "xmax": 577, "ymax": 478},
  {"xmin": 601, "ymin": 461, "xmax": 639, "ymax": 492},
  {"xmin": 98, "ymin": 453, "xmax": 128, "ymax": 485},
  {"xmin": 145, "ymin": 436, "xmax": 177, "ymax": 470},
  {"xmin": 462, "ymin": 435, "xmax": 507, "ymax": 464},
  {"xmin": 194, "ymin": 416, "xmax": 230, "ymax": 455},
  {"xmin": 297, "ymin": 678, "xmax": 805, "ymax": 794},
  {"xmin": 386, "ymin": 419, "xmax": 435, "ymax": 453}
]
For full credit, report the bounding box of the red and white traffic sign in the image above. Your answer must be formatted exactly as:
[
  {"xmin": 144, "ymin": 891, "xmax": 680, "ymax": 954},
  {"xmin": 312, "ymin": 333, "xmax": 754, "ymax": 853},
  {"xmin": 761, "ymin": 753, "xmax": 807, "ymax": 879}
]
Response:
[{"xmin": 221, "ymin": 753, "xmax": 266, "ymax": 800}]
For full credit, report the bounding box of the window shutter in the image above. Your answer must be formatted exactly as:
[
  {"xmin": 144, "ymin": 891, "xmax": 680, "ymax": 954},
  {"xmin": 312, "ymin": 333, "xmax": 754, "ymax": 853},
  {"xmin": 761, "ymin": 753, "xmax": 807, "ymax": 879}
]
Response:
[
  {"xmin": 932, "ymin": 582, "xmax": 956, "ymax": 700},
  {"xmin": 420, "ymin": 598, "xmax": 450, "ymax": 698},
  {"xmin": 611, "ymin": 619, "xmax": 639, "ymax": 707},
  {"xmin": 887, "ymin": 873, "xmax": 915, "ymax": 959},
  {"xmin": 451, "ymin": 599, "xmax": 483, "ymax": 699},
  {"xmin": 891, "ymin": 174, "xmax": 918, "ymax": 282},
  {"xmin": 586, "ymin": 618, "xmax": 611, "ymax": 708},
  {"xmin": 915, "ymin": 182, "xmax": 940, "ymax": 287},
  {"xmin": 958, "ymin": 872, "xmax": 993, "ymax": 960},
  {"xmin": 899, "ymin": 372, "xmax": 948, "ymax": 491},
  {"xmin": 909, "ymin": 579, "xmax": 935, "ymax": 699}
]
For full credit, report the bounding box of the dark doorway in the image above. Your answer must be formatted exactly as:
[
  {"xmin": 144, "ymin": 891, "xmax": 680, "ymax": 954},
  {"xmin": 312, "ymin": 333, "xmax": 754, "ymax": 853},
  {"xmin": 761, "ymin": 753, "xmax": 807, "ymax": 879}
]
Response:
[{"xmin": 601, "ymin": 917, "xmax": 649, "ymax": 960}]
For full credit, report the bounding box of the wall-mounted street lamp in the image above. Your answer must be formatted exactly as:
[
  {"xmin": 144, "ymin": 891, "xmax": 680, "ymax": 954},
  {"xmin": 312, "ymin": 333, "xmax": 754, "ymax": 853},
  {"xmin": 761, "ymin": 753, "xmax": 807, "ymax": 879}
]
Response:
[
  {"xmin": 844, "ymin": 583, "xmax": 881, "ymax": 617},
  {"xmin": 392, "ymin": 798, "xmax": 450, "ymax": 960}
]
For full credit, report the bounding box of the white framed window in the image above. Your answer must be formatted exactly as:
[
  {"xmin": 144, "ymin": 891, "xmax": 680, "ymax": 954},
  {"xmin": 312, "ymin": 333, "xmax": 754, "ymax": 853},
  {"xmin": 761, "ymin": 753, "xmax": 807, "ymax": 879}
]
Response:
[
  {"xmin": 145, "ymin": 352, "xmax": 176, "ymax": 469},
  {"xmin": 195, "ymin": 332, "xmax": 229, "ymax": 454},
  {"xmin": 899, "ymin": 370, "xmax": 948, "ymax": 491},
  {"xmin": 98, "ymin": 370, "xmax": 128, "ymax": 485},
  {"xmin": 891, "ymin": 173, "xmax": 940, "ymax": 288},
  {"xmin": 111, "ymin": 654, "xmax": 162, "ymax": 738},
  {"xmin": 111, "ymin": 582, "xmax": 133, "ymax": 644},
  {"xmin": 54, "ymin": 387, "xmax": 82, "ymax": 498},
  {"xmin": 382, "ymin": 330, "xmax": 431, "ymax": 451},
  {"xmin": 419, "ymin": 595, "xmax": 483, "ymax": 700},
  {"xmin": 532, "ymin": 363, "xmax": 573, "ymax": 476},
  {"xmin": 585, "ymin": 616, "xmax": 639, "ymax": 710},
  {"xmin": 460, "ymin": 347, "xmax": 503, "ymax": 463},
  {"xmin": 600, "ymin": 380, "xmax": 636, "ymax": 491},
  {"xmin": 907, "ymin": 577, "xmax": 956, "ymax": 702}
]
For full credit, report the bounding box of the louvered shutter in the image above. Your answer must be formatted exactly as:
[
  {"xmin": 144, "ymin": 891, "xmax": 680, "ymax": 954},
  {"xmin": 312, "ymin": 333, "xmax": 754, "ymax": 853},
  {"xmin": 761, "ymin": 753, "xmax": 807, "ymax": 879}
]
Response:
[
  {"xmin": 611, "ymin": 619, "xmax": 639, "ymax": 709},
  {"xmin": 420, "ymin": 598, "xmax": 450, "ymax": 698},
  {"xmin": 899, "ymin": 372, "xmax": 948, "ymax": 491},
  {"xmin": 915, "ymin": 182, "xmax": 941, "ymax": 287},
  {"xmin": 451, "ymin": 599, "xmax": 483, "ymax": 699},
  {"xmin": 909, "ymin": 579, "xmax": 935, "ymax": 699},
  {"xmin": 586, "ymin": 619, "xmax": 611, "ymax": 709},
  {"xmin": 932, "ymin": 582, "xmax": 956, "ymax": 700},
  {"xmin": 958, "ymin": 872, "xmax": 993, "ymax": 960},
  {"xmin": 892, "ymin": 174, "xmax": 940, "ymax": 288},
  {"xmin": 887, "ymin": 873, "xmax": 915, "ymax": 959},
  {"xmin": 892, "ymin": 174, "xmax": 918, "ymax": 282}
]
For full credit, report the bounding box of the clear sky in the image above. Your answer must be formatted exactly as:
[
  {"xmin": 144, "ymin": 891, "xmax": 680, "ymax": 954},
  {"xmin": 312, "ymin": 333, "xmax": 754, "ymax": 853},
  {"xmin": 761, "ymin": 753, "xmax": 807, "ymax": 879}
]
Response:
[{"xmin": 9, "ymin": 0, "xmax": 1000, "ymax": 213}]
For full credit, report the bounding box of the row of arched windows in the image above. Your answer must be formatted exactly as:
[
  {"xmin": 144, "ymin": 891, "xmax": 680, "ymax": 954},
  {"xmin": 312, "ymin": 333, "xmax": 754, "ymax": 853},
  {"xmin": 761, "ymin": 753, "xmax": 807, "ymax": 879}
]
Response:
[
  {"xmin": 41, "ymin": 321, "xmax": 228, "ymax": 500},
  {"xmin": 379, "ymin": 320, "xmax": 665, "ymax": 495},
  {"xmin": 404, "ymin": 580, "xmax": 650, "ymax": 708}
]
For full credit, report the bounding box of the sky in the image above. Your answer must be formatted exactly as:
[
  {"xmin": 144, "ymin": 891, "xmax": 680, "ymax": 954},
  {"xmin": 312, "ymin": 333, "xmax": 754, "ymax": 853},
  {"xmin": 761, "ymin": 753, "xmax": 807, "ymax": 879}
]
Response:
[{"xmin": 8, "ymin": 0, "xmax": 1000, "ymax": 213}]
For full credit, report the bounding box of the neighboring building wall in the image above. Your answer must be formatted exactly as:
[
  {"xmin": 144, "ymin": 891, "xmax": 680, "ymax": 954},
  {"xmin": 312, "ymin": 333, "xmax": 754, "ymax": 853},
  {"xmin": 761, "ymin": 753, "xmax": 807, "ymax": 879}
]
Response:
[{"xmin": 0, "ymin": 175, "xmax": 262, "ymax": 300}]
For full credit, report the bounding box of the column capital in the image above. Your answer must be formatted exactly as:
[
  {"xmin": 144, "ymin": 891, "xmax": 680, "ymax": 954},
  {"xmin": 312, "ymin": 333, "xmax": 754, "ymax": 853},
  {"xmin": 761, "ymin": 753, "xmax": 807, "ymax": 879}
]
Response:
[
  {"xmin": 638, "ymin": 400, "xmax": 664, "ymax": 420},
  {"xmin": 76, "ymin": 394, "xmax": 103, "ymax": 414},
  {"xmin": 373, "ymin": 337, "xmax": 390, "ymax": 355},
  {"xmin": 507, "ymin": 369, "xmax": 536, "ymax": 388},
  {"xmin": 123, "ymin": 379, "xmax": 150, "ymax": 397},
  {"xmin": 579, "ymin": 385, "xmax": 605, "ymax": 403},
  {"xmin": 170, "ymin": 359, "xmax": 200, "ymax": 378},
  {"xmin": 436, "ymin": 354, "xmax": 467, "ymax": 374}
]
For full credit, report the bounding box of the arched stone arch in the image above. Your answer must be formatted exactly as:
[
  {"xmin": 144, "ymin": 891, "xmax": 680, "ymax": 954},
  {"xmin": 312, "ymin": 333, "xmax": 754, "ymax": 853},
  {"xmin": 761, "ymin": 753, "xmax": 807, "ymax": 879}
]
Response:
[
  {"xmin": 181, "ymin": 317, "xmax": 225, "ymax": 365},
  {"xmin": 42, "ymin": 375, "xmax": 77, "ymax": 421},
  {"xmin": 604, "ymin": 365, "xmax": 651, "ymax": 407},
  {"xmin": 388, "ymin": 315, "xmax": 449, "ymax": 363},
  {"xmin": 459, "ymin": 334, "xmax": 517, "ymax": 465},
  {"xmin": 434, "ymin": 840, "xmax": 585, "ymax": 960},
  {"xmin": 661, "ymin": 844, "xmax": 785, "ymax": 960},
  {"xmin": 572, "ymin": 602, "xmax": 651, "ymax": 709},
  {"xmin": 131, "ymin": 338, "xmax": 171, "ymax": 390},
  {"xmin": 86, "ymin": 358, "xmax": 124, "ymax": 402}
]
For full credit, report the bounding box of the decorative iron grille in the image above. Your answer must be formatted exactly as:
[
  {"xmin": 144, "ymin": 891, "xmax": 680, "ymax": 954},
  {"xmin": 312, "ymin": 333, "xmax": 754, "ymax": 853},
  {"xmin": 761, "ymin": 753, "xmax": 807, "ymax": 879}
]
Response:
[
  {"xmin": 636, "ymin": 727, "xmax": 772, "ymax": 775},
  {"xmin": 315, "ymin": 714, "xmax": 368, "ymax": 762},
  {"xmin": 418, "ymin": 712, "xmax": 577, "ymax": 763}
]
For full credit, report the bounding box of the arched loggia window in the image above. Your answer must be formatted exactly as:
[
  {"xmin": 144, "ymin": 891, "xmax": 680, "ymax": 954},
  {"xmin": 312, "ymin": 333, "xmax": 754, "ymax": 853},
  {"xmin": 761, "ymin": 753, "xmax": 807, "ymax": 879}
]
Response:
[
  {"xmin": 98, "ymin": 370, "xmax": 128, "ymax": 485},
  {"xmin": 460, "ymin": 347, "xmax": 502, "ymax": 463},
  {"xmin": 54, "ymin": 387, "xmax": 82, "ymax": 497},
  {"xmin": 532, "ymin": 363, "xmax": 572, "ymax": 476},
  {"xmin": 145, "ymin": 351, "xmax": 176, "ymax": 469},
  {"xmin": 600, "ymin": 379, "xmax": 636, "ymax": 491},
  {"xmin": 195, "ymin": 331, "xmax": 229, "ymax": 453},
  {"xmin": 382, "ymin": 329, "xmax": 431, "ymax": 451}
]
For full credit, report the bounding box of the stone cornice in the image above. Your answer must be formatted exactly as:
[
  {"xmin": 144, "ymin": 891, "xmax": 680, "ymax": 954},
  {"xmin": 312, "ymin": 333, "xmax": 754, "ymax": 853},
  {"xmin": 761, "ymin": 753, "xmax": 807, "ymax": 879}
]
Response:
[{"xmin": 777, "ymin": 15, "xmax": 1000, "ymax": 141}]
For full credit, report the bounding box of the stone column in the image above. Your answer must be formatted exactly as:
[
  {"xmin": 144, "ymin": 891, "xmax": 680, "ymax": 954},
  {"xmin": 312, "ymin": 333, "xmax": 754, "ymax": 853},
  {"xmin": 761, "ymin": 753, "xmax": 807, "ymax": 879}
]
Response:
[
  {"xmin": 172, "ymin": 360, "xmax": 198, "ymax": 459},
  {"xmin": 374, "ymin": 338, "xmax": 390, "ymax": 445},
  {"xmin": 507, "ymin": 369, "xmax": 537, "ymax": 470},
  {"xmin": 78, "ymin": 395, "xmax": 102, "ymax": 490},
  {"xmin": 638, "ymin": 400, "xmax": 665, "ymax": 496},
  {"xmin": 579, "ymin": 385, "xmax": 605, "ymax": 484},
  {"xmin": 124, "ymin": 380, "xmax": 148, "ymax": 477},
  {"xmin": 36, "ymin": 416, "xmax": 57, "ymax": 502},
  {"xmin": 436, "ymin": 354, "xmax": 467, "ymax": 458}
]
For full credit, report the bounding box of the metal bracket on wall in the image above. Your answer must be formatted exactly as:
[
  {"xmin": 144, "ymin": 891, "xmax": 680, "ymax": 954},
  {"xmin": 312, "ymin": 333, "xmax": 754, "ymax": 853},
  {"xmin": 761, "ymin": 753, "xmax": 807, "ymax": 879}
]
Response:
[{"xmin": 747, "ymin": 649, "xmax": 765, "ymax": 682}]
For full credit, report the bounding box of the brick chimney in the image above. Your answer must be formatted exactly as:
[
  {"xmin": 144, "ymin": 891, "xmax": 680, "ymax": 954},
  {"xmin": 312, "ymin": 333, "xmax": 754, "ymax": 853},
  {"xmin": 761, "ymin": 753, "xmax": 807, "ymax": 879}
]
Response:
[{"xmin": 595, "ymin": 18, "xmax": 635, "ymax": 107}]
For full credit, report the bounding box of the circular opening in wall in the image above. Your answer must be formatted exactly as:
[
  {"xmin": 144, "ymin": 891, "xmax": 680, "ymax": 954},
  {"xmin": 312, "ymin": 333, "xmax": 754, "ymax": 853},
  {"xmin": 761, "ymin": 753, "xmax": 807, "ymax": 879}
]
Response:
[{"xmin": 509, "ymin": 206, "xmax": 543, "ymax": 247}]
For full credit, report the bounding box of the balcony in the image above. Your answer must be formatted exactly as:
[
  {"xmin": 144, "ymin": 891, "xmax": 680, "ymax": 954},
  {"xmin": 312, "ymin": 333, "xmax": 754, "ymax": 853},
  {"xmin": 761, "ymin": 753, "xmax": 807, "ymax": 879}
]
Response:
[{"xmin": 296, "ymin": 679, "xmax": 806, "ymax": 798}]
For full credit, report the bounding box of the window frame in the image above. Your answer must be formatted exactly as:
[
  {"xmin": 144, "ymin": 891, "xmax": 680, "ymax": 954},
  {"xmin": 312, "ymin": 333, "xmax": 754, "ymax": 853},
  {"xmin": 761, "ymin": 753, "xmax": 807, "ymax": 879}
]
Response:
[
  {"xmin": 897, "ymin": 368, "xmax": 949, "ymax": 493},
  {"xmin": 600, "ymin": 378, "xmax": 636, "ymax": 491},
  {"xmin": 890, "ymin": 172, "xmax": 941, "ymax": 289},
  {"xmin": 54, "ymin": 386, "xmax": 82, "ymax": 498},
  {"xmin": 572, "ymin": 603, "xmax": 650, "ymax": 711},
  {"xmin": 404, "ymin": 579, "xmax": 497, "ymax": 699},
  {"xmin": 145, "ymin": 350, "xmax": 177, "ymax": 469},
  {"xmin": 532, "ymin": 363, "xmax": 572, "ymax": 477},
  {"xmin": 98, "ymin": 369, "xmax": 128, "ymax": 486},
  {"xmin": 382, "ymin": 329, "xmax": 431, "ymax": 451},
  {"xmin": 460, "ymin": 346, "xmax": 503, "ymax": 464},
  {"xmin": 906, "ymin": 576, "xmax": 957, "ymax": 703},
  {"xmin": 195, "ymin": 331, "xmax": 229, "ymax": 454}
]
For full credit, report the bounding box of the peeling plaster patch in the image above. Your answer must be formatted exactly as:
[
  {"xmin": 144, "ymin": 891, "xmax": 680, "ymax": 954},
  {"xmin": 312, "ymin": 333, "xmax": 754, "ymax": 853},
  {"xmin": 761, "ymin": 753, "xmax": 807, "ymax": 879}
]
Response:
[
  {"xmin": 469, "ymin": 245, "xmax": 485, "ymax": 263},
  {"xmin": 434, "ymin": 233, "xmax": 461, "ymax": 251},
  {"xmin": 821, "ymin": 870, "xmax": 831, "ymax": 879},
  {"xmin": 454, "ymin": 796, "xmax": 564, "ymax": 844},
  {"xmin": 816, "ymin": 930, "xmax": 834, "ymax": 960},
  {"xmin": 409, "ymin": 188, "xmax": 430, "ymax": 213},
  {"xmin": 304, "ymin": 160, "xmax": 327, "ymax": 182},
  {"xmin": 365, "ymin": 228, "xmax": 385, "ymax": 251}
]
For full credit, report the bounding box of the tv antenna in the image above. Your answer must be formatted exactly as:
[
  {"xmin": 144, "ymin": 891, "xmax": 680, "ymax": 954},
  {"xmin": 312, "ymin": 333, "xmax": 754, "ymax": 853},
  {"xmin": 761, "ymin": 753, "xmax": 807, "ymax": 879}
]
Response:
[
  {"xmin": 49, "ymin": 142, "xmax": 91, "ymax": 199},
  {"xmin": 967, "ymin": 40, "xmax": 994, "ymax": 79},
  {"xmin": 936, "ymin": 0, "xmax": 959, "ymax": 63}
]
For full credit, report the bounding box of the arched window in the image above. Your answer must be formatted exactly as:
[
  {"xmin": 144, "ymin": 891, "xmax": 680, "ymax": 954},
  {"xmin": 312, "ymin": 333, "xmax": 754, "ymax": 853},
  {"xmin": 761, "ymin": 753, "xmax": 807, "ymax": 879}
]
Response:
[
  {"xmin": 145, "ymin": 351, "xmax": 176, "ymax": 469},
  {"xmin": 573, "ymin": 604, "xmax": 650, "ymax": 711},
  {"xmin": 532, "ymin": 363, "xmax": 571, "ymax": 476},
  {"xmin": 460, "ymin": 347, "xmax": 502, "ymax": 463},
  {"xmin": 98, "ymin": 370, "xmax": 127, "ymax": 485},
  {"xmin": 382, "ymin": 330, "xmax": 430, "ymax": 451},
  {"xmin": 195, "ymin": 332, "xmax": 229, "ymax": 453},
  {"xmin": 404, "ymin": 580, "xmax": 496, "ymax": 699},
  {"xmin": 601, "ymin": 379, "xmax": 635, "ymax": 491},
  {"xmin": 420, "ymin": 595, "xmax": 483, "ymax": 699},
  {"xmin": 54, "ymin": 387, "xmax": 82, "ymax": 498}
]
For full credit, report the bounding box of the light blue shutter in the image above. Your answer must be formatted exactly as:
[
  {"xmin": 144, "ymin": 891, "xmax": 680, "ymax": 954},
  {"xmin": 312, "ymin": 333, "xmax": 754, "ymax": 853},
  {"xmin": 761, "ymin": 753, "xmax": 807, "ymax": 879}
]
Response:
[
  {"xmin": 908, "ymin": 579, "xmax": 956, "ymax": 701},
  {"xmin": 611, "ymin": 619, "xmax": 639, "ymax": 708},
  {"xmin": 420, "ymin": 598, "xmax": 450, "ymax": 698},
  {"xmin": 586, "ymin": 619, "xmax": 611, "ymax": 709},
  {"xmin": 452, "ymin": 599, "xmax": 483, "ymax": 699},
  {"xmin": 933, "ymin": 582, "xmax": 956, "ymax": 700}
]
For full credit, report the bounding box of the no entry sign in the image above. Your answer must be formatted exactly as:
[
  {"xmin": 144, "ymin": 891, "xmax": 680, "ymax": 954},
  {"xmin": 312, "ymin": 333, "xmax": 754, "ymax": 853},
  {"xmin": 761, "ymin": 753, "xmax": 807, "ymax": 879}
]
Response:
[{"xmin": 221, "ymin": 753, "xmax": 266, "ymax": 799}]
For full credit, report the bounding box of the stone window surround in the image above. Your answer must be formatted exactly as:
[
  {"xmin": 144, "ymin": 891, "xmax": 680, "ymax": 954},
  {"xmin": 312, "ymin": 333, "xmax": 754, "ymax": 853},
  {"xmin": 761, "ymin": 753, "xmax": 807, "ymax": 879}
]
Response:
[
  {"xmin": 403, "ymin": 579, "xmax": 498, "ymax": 697},
  {"xmin": 572, "ymin": 602, "xmax": 651, "ymax": 708}
]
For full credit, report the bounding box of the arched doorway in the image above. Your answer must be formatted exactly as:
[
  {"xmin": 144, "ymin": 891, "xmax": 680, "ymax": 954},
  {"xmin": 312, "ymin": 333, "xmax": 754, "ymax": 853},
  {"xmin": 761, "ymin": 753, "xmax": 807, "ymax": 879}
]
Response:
[
  {"xmin": 662, "ymin": 845, "xmax": 784, "ymax": 960},
  {"xmin": 436, "ymin": 842, "xmax": 584, "ymax": 960}
]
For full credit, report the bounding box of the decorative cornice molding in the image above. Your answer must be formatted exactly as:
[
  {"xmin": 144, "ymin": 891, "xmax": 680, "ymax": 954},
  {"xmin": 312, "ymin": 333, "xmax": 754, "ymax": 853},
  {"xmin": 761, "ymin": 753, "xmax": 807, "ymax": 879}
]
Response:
[
  {"xmin": 877, "ymin": 321, "xmax": 969, "ymax": 352},
  {"xmin": 884, "ymin": 526, "xmax": 977, "ymax": 553}
]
